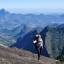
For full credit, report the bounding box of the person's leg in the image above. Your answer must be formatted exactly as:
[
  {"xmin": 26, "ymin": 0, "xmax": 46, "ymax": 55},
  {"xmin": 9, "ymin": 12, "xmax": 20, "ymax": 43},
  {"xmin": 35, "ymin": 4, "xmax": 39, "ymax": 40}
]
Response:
[
  {"xmin": 37, "ymin": 48, "xmax": 40, "ymax": 60},
  {"xmin": 40, "ymin": 47, "xmax": 42, "ymax": 54},
  {"xmin": 35, "ymin": 45, "xmax": 40, "ymax": 60},
  {"xmin": 38, "ymin": 47, "xmax": 43, "ymax": 60}
]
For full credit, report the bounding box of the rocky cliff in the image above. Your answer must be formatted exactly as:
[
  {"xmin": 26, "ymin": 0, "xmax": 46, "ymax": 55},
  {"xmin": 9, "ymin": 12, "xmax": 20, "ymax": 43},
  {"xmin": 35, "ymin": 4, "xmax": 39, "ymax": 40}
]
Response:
[{"xmin": 45, "ymin": 24, "xmax": 64, "ymax": 58}]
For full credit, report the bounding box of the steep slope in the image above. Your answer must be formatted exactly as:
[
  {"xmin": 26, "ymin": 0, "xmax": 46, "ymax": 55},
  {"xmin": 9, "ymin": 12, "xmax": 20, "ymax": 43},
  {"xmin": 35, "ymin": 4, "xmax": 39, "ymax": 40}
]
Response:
[{"xmin": 0, "ymin": 45, "xmax": 60, "ymax": 64}]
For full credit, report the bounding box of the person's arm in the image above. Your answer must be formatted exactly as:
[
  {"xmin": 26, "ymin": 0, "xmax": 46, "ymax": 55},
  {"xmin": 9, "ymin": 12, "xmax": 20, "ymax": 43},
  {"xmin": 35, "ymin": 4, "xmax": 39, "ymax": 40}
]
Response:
[{"xmin": 33, "ymin": 40, "xmax": 37, "ymax": 44}]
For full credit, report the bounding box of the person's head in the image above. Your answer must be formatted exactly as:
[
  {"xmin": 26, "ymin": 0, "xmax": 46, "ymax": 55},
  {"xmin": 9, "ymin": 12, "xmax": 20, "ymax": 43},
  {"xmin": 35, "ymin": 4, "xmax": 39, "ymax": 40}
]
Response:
[
  {"xmin": 36, "ymin": 34, "xmax": 39, "ymax": 38},
  {"xmin": 36, "ymin": 33, "xmax": 41, "ymax": 39}
]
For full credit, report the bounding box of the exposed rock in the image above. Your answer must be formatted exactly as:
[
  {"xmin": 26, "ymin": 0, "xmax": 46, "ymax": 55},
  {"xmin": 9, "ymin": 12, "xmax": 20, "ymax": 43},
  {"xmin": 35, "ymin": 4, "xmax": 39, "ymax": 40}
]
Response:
[{"xmin": 45, "ymin": 24, "xmax": 64, "ymax": 58}]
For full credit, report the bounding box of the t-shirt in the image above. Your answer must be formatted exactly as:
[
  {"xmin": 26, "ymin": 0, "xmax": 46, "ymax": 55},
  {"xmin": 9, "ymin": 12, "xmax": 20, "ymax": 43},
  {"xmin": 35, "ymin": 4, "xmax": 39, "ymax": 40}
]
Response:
[{"xmin": 33, "ymin": 34, "xmax": 43, "ymax": 47}]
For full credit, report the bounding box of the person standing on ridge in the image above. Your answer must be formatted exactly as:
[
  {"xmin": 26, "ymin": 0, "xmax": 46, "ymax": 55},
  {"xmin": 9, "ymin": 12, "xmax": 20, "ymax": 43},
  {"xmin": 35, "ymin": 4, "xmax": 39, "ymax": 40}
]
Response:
[{"xmin": 33, "ymin": 33, "xmax": 43, "ymax": 60}]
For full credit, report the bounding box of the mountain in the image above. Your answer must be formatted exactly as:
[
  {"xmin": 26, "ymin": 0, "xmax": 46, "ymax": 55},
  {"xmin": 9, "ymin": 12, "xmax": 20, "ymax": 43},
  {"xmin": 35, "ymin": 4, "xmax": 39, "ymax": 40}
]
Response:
[
  {"xmin": 10, "ymin": 29, "xmax": 37, "ymax": 52},
  {"xmin": 10, "ymin": 23, "xmax": 64, "ymax": 60},
  {"xmin": 1, "ymin": 9, "xmax": 64, "ymax": 60}
]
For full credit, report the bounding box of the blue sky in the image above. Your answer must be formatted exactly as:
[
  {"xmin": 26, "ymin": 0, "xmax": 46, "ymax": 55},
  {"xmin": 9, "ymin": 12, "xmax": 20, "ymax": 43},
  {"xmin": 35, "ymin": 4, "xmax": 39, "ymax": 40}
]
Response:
[{"xmin": 0, "ymin": 0, "xmax": 64, "ymax": 13}]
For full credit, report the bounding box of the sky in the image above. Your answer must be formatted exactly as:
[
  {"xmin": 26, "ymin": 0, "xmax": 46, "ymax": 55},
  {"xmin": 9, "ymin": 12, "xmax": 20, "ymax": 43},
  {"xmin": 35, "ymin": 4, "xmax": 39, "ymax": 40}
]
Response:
[{"xmin": 0, "ymin": 0, "xmax": 64, "ymax": 13}]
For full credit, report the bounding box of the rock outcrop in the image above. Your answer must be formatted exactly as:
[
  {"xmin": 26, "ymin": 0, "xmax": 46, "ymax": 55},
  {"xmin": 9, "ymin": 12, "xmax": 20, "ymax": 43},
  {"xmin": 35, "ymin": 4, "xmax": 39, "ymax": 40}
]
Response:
[{"xmin": 45, "ymin": 24, "xmax": 64, "ymax": 58}]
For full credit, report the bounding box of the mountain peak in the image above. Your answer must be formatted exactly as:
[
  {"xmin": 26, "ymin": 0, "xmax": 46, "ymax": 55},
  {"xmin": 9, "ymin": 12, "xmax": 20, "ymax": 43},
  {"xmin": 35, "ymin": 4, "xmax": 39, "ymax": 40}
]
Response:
[{"xmin": 0, "ymin": 9, "xmax": 9, "ymax": 16}]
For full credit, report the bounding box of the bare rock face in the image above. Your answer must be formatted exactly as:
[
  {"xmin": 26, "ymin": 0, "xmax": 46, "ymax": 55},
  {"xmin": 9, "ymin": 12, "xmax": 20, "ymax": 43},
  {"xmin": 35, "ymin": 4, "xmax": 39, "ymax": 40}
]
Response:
[
  {"xmin": 45, "ymin": 24, "xmax": 64, "ymax": 58},
  {"xmin": 0, "ymin": 45, "xmax": 58, "ymax": 64}
]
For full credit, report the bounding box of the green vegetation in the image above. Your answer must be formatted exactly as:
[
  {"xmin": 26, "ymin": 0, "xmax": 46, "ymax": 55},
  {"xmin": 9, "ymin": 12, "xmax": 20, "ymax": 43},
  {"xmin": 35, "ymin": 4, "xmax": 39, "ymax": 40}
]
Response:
[{"xmin": 0, "ymin": 34, "xmax": 16, "ymax": 46}]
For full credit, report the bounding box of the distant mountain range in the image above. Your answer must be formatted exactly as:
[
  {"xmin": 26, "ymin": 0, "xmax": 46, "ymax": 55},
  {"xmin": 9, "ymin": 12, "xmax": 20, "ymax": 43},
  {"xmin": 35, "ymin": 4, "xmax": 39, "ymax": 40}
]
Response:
[{"xmin": 0, "ymin": 9, "xmax": 64, "ymax": 36}]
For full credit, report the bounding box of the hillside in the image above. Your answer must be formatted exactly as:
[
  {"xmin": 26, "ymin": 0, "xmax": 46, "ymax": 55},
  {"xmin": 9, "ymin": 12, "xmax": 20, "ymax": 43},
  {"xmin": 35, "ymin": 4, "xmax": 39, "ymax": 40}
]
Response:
[
  {"xmin": 0, "ymin": 45, "xmax": 60, "ymax": 64},
  {"xmin": 0, "ymin": 33, "xmax": 16, "ymax": 46}
]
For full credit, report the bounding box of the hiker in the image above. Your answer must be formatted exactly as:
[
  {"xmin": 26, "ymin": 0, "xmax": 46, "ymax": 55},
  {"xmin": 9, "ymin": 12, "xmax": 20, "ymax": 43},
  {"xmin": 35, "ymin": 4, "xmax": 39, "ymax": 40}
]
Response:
[{"xmin": 33, "ymin": 33, "xmax": 43, "ymax": 60}]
